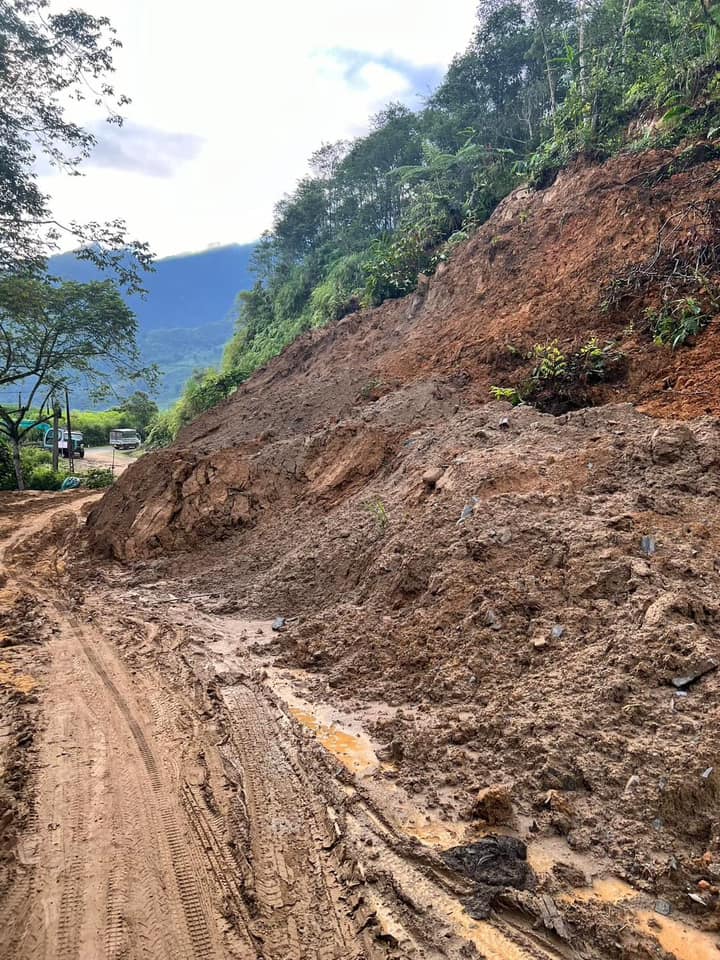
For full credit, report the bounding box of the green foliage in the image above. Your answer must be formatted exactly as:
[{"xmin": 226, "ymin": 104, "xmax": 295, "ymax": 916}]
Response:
[
  {"xmin": 363, "ymin": 498, "xmax": 388, "ymax": 533},
  {"xmin": 490, "ymin": 386, "xmax": 523, "ymax": 405},
  {"xmin": 0, "ymin": 274, "xmax": 153, "ymax": 487},
  {"xmin": 495, "ymin": 337, "xmax": 625, "ymax": 413},
  {"xmin": 2, "ymin": 447, "xmax": 68, "ymax": 491},
  {"xmin": 531, "ymin": 341, "xmax": 568, "ymax": 381},
  {"xmin": 525, "ymin": 0, "xmax": 720, "ymax": 185},
  {"xmin": 116, "ymin": 392, "xmax": 158, "ymax": 434},
  {"xmin": 363, "ymin": 235, "xmax": 435, "ymax": 306},
  {"xmin": 28, "ymin": 465, "xmax": 64, "ymax": 491},
  {"xmin": 603, "ymin": 199, "xmax": 720, "ymax": 342},
  {"xmin": 145, "ymin": 409, "xmax": 177, "ymax": 449},
  {"xmin": 0, "ymin": 444, "xmax": 12, "ymax": 489},
  {"xmin": 82, "ymin": 467, "xmax": 115, "ymax": 489},
  {"xmin": 0, "ymin": 0, "xmax": 151, "ymax": 289},
  {"xmin": 647, "ymin": 297, "xmax": 711, "ymax": 348}
]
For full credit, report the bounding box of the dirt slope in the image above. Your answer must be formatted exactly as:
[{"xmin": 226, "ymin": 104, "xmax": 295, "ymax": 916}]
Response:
[{"xmin": 69, "ymin": 146, "xmax": 720, "ymax": 955}]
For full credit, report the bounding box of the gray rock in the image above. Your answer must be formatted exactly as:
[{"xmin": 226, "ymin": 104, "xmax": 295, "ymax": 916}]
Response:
[
  {"xmin": 671, "ymin": 658, "xmax": 718, "ymax": 689},
  {"xmin": 641, "ymin": 535, "xmax": 656, "ymax": 557}
]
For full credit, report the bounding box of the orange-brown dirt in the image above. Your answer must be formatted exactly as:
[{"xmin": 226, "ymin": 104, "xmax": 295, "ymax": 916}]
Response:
[{"xmin": 3, "ymin": 146, "xmax": 720, "ymax": 959}]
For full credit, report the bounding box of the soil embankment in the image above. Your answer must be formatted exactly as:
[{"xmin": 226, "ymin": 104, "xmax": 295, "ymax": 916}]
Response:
[{"xmin": 3, "ymin": 145, "xmax": 720, "ymax": 958}]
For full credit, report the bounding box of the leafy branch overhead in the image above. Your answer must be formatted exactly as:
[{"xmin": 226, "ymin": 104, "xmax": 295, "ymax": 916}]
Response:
[{"xmin": 0, "ymin": 0, "xmax": 153, "ymax": 289}]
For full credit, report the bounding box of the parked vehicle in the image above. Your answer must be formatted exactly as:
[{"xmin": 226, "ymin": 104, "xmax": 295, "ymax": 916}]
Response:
[
  {"xmin": 109, "ymin": 428, "xmax": 141, "ymax": 450},
  {"xmin": 43, "ymin": 429, "xmax": 85, "ymax": 458}
]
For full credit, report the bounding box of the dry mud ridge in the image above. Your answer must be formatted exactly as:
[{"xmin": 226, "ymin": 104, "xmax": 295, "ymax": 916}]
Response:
[{"xmin": 3, "ymin": 145, "xmax": 720, "ymax": 959}]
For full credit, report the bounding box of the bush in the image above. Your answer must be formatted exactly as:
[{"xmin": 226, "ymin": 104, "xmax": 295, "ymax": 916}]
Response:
[
  {"xmin": 82, "ymin": 467, "xmax": 114, "ymax": 489},
  {"xmin": 492, "ymin": 338, "xmax": 625, "ymax": 415},
  {"xmin": 21, "ymin": 447, "xmax": 55, "ymax": 488},
  {"xmin": 490, "ymin": 386, "xmax": 522, "ymax": 405},
  {"xmin": 363, "ymin": 233, "xmax": 438, "ymax": 306},
  {"xmin": 647, "ymin": 297, "xmax": 711, "ymax": 348},
  {"xmin": 29, "ymin": 465, "xmax": 64, "ymax": 491}
]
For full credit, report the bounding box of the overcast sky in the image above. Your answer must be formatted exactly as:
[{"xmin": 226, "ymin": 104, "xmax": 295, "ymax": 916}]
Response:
[{"xmin": 39, "ymin": 1, "xmax": 479, "ymax": 258}]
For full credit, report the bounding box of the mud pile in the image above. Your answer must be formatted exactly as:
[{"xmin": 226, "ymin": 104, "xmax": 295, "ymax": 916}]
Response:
[{"xmin": 87, "ymin": 145, "xmax": 720, "ymax": 927}]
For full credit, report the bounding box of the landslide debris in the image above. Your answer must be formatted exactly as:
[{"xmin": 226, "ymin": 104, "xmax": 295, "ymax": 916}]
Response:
[{"xmin": 87, "ymin": 147, "xmax": 720, "ymax": 947}]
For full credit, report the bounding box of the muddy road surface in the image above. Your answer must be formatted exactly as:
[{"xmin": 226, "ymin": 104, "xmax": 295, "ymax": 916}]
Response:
[{"xmin": 0, "ymin": 492, "xmax": 716, "ymax": 960}]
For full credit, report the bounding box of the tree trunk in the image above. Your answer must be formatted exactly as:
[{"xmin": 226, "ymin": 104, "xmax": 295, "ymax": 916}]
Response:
[
  {"xmin": 11, "ymin": 439, "xmax": 23, "ymax": 490},
  {"xmin": 578, "ymin": 0, "xmax": 589, "ymax": 101}
]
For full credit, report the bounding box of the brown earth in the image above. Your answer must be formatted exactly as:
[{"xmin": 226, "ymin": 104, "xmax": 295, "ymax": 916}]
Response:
[{"xmin": 3, "ymin": 145, "xmax": 720, "ymax": 959}]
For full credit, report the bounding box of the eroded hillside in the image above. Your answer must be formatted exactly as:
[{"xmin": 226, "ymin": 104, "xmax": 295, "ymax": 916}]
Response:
[
  {"xmin": 4, "ymin": 144, "xmax": 720, "ymax": 960},
  {"xmin": 77, "ymin": 147, "xmax": 720, "ymax": 957}
]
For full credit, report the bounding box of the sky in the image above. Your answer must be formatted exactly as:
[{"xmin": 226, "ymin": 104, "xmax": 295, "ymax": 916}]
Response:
[{"xmin": 39, "ymin": 1, "xmax": 479, "ymax": 258}]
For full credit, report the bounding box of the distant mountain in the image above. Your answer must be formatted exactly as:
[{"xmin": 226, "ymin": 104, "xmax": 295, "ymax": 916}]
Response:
[{"xmin": 49, "ymin": 243, "xmax": 257, "ymax": 407}]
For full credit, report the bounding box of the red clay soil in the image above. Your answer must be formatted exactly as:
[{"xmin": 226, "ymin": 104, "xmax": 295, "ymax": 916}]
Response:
[{"xmin": 85, "ymin": 145, "xmax": 720, "ymax": 944}]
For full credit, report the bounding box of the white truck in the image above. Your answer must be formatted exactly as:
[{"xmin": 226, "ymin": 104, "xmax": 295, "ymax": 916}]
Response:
[
  {"xmin": 43, "ymin": 429, "xmax": 85, "ymax": 458},
  {"xmin": 109, "ymin": 428, "xmax": 141, "ymax": 451}
]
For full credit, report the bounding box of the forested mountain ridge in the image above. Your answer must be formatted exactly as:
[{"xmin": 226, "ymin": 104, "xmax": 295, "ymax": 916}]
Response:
[
  {"xmin": 153, "ymin": 0, "xmax": 720, "ymax": 443},
  {"xmin": 50, "ymin": 243, "xmax": 256, "ymax": 406}
]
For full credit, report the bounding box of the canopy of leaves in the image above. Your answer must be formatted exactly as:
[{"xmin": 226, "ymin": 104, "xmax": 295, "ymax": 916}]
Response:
[
  {"xmin": 0, "ymin": 0, "xmax": 152, "ymax": 289},
  {"xmin": 0, "ymin": 275, "xmax": 156, "ymax": 488}
]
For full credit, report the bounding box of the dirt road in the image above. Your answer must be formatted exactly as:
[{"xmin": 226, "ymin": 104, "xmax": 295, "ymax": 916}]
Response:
[
  {"xmin": 1, "ymin": 493, "xmax": 716, "ymax": 960},
  {"xmin": 76, "ymin": 445, "xmax": 136, "ymax": 475}
]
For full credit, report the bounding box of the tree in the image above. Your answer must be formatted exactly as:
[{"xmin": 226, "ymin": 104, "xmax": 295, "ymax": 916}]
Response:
[
  {"xmin": 116, "ymin": 391, "xmax": 159, "ymax": 435},
  {"xmin": 0, "ymin": 275, "xmax": 156, "ymax": 487},
  {"xmin": 0, "ymin": 0, "xmax": 152, "ymax": 290}
]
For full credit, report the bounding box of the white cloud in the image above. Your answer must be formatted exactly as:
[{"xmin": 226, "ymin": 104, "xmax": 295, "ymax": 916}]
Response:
[{"xmin": 40, "ymin": 0, "xmax": 478, "ymax": 256}]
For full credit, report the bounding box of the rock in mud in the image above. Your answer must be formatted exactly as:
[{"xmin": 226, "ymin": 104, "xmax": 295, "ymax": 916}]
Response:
[
  {"xmin": 671, "ymin": 658, "xmax": 718, "ymax": 689},
  {"xmin": 422, "ymin": 467, "xmax": 444, "ymax": 489},
  {"xmin": 472, "ymin": 783, "xmax": 515, "ymax": 824},
  {"xmin": 651, "ymin": 424, "xmax": 696, "ymax": 463},
  {"xmin": 654, "ymin": 898, "xmax": 672, "ymax": 916},
  {"xmin": 443, "ymin": 835, "xmax": 534, "ymax": 920}
]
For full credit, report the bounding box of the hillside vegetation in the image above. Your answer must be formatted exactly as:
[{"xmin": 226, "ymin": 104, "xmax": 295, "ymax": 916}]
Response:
[{"xmin": 152, "ymin": 0, "xmax": 720, "ymax": 444}]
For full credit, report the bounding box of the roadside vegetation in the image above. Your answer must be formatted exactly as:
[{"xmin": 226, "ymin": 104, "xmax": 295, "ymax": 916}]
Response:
[
  {"xmin": 0, "ymin": 1, "xmax": 155, "ymax": 489},
  {"xmin": 152, "ymin": 0, "xmax": 720, "ymax": 443}
]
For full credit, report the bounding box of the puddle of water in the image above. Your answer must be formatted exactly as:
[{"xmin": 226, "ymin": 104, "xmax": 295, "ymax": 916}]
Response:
[
  {"xmin": 568, "ymin": 876, "xmax": 636, "ymax": 903},
  {"xmin": 290, "ymin": 707, "xmax": 378, "ymax": 776},
  {"xmin": 0, "ymin": 660, "xmax": 36, "ymax": 694},
  {"xmin": 563, "ymin": 871, "xmax": 719, "ymax": 960},
  {"xmin": 636, "ymin": 910, "xmax": 720, "ymax": 960}
]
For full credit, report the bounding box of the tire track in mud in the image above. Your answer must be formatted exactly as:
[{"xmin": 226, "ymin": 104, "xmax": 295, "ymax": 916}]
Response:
[
  {"xmin": 73, "ymin": 625, "xmax": 220, "ymax": 960},
  {"xmin": 55, "ymin": 781, "xmax": 88, "ymax": 960},
  {"xmin": 220, "ymin": 684, "xmax": 364, "ymax": 960}
]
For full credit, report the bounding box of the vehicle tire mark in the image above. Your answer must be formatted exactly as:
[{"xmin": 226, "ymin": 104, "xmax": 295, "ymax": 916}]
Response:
[{"xmin": 73, "ymin": 623, "xmax": 218, "ymax": 960}]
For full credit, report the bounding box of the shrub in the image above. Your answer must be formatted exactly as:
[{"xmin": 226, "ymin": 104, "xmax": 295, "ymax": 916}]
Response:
[
  {"xmin": 82, "ymin": 467, "xmax": 115, "ymax": 489},
  {"xmin": 531, "ymin": 342, "xmax": 568, "ymax": 381},
  {"xmin": 20, "ymin": 447, "xmax": 54, "ymax": 488},
  {"xmin": 647, "ymin": 297, "xmax": 711, "ymax": 348},
  {"xmin": 490, "ymin": 386, "xmax": 522, "ymax": 405},
  {"xmin": 29, "ymin": 465, "xmax": 64, "ymax": 491},
  {"xmin": 493, "ymin": 338, "xmax": 625, "ymax": 414},
  {"xmin": 363, "ymin": 233, "xmax": 439, "ymax": 306}
]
